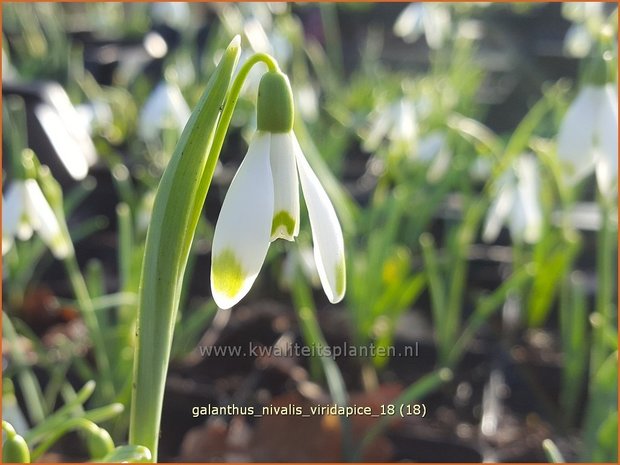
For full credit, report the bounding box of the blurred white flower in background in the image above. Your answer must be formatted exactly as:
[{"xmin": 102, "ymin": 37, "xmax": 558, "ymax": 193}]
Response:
[
  {"xmin": 363, "ymin": 99, "xmax": 418, "ymax": 155},
  {"xmin": 150, "ymin": 2, "xmax": 191, "ymax": 29},
  {"xmin": 414, "ymin": 131, "xmax": 452, "ymax": 182},
  {"xmin": 482, "ymin": 155, "xmax": 542, "ymax": 244},
  {"xmin": 557, "ymin": 83, "xmax": 618, "ymax": 199},
  {"xmin": 138, "ymin": 81, "xmax": 191, "ymax": 142},
  {"xmin": 561, "ymin": 2, "xmax": 606, "ymax": 58},
  {"xmin": 2, "ymin": 179, "xmax": 70, "ymax": 258},
  {"xmin": 393, "ymin": 3, "xmax": 451, "ymax": 49}
]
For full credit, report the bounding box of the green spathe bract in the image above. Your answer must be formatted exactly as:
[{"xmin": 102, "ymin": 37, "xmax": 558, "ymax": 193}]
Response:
[
  {"xmin": 129, "ymin": 37, "xmax": 241, "ymax": 460},
  {"xmin": 257, "ymin": 71, "xmax": 294, "ymax": 133}
]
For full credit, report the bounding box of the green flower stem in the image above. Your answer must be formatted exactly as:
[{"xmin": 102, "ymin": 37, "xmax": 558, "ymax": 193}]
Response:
[
  {"xmin": 63, "ymin": 253, "xmax": 115, "ymax": 402},
  {"xmin": 30, "ymin": 418, "xmax": 112, "ymax": 462},
  {"xmin": 354, "ymin": 368, "xmax": 452, "ymax": 461},
  {"xmin": 2, "ymin": 312, "xmax": 46, "ymax": 424},
  {"xmin": 291, "ymin": 275, "xmax": 353, "ymax": 462},
  {"xmin": 129, "ymin": 39, "xmax": 280, "ymax": 461},
  {"xmin": 591, "ymin": 199, "xmax": 617, "ymax": 373}
]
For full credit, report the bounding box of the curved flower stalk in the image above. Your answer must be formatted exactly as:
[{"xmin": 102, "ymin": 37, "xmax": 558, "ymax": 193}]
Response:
[
  {"xmin": 2, "ymin": 150, "xmax": 70, "ymax": 258},
  {"xmin": 211, "ymin": 70, "xmax": 346, "ymax": 309},
  {"xmin": 130, "ymin": 37, "xmax": 343, "ymax": 461},
  {"xmin": 557, "ymin": 82, "xmax": 618, "ymax": 199},
  {"xmin": 482, "ymin": 155, "xmax": 542, "ymax": 245}
]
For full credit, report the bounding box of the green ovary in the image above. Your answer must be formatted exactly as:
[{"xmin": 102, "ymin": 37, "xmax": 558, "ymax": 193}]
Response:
[
  {"xmin": 212, "ymin": 249, "xmax": 246, "ymax": 297},
  {"xmin": 271, "ymin": 210, "xmax": 296, "ymax": 238}
]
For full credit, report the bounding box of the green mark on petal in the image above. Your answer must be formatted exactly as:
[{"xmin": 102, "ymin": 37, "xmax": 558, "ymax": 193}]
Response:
[
  {"xmin": 212, "ymin": 249, "xmax": 246, "ymax": 298},
  {"xmin": 335, "ymin": 259, "xmax": 346, "ymax": 297},
  {"xmin": 271, "ymin": 210, "xmax": 296, "ymax": 239}
]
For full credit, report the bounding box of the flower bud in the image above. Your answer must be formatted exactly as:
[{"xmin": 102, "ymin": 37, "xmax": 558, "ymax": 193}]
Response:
[
  {"xmin": 85, "ymin": 425, "xmax": 115, "ymax": 460},
  {"xmin": 2, "ymin": 432, "xmax": 31, "ymax": 463}
]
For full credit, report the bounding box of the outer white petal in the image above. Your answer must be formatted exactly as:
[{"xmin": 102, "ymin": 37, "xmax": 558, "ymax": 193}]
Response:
[
  {"xmin": 482, "ymin": 182, "xmax": 514, "ymax": 243},
  {"xmin": 211, "ymin": 132, "xmax": 274, "ymax": 309},
  {"xmin": 393, "ymin": 3, "xmax": 424, "ymax": 43},
  {"xmin": 557, "ymin": 86, "xmax": 600, "ymax": 182},
  {"xmin": 24, "ymin": 179, "xmax": 70, "ymax": 259},
  {"xmin": 595, "ymin": 84, "xmax": 618, "ymax": 199},
  {"xmin": 563, "ymin": 23, "xmax": 592, "ymax": 58},
  {"xmin": 515, "ymin": 189, "xmax": 542, "ymax": 244},
  {"xmin": 423, "ymin": 4, "xmax": 450, "ymax": 50},
  {"xmin": 294, "ymin": 135, "xmax": 346, "ymax": 303},
  {"xmin": 269, "ymin": 133, "xmax": 300, "ymax": 241},
  {"xmin": 390, "ymin": 100, "xmax": 417, "ymax": 146},
  {"xmin": 3, "ymin": 183, "xmax": 26, "ymax": 240},
  {"xmin": 363, "ymin": 108, "xmax": 392, "ymax": 152}
]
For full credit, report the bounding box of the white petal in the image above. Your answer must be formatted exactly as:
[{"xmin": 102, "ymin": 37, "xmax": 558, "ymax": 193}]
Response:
[
  {"xmin": 294, "ymin": 135, "xmax": 346, "ymax": 303},
  {"xmin": 564, "ymin": 23, "xmax": 592, "ymax": 58},
  {"xmin": 595, "ymin": 84, "xmax": 618, "ymax": 198},
  {"xmin": 24, "ymin": 179, "xmax": 70, "ymax": 258},
  {"xmin": 557, "ymin": 86, "xmax": 600, "ymax": 182},
  {"xmin": 423, "ymin": 4, "xmax": 450, "ymax": 50},
  {"xmin": 394, "ymin": 3, "xmax": 424, "ymax": 43},
  {"xmin": 2, "ymin": 183, "xmax": 26, "ymax": 240},
  {"xmin": 211, "ymin": 132, "xmax": 274, "ymax": 309},
  {"xmin": 482, "ymin": 182, "xmax": 514, "ymax": 243},
  {"xmin": 269, "ymin": 133, "xmax": 300, "ymax": 241},
  {"xmin": 363, "ymin": 108, "xmax": 392, "ymax": 152},
  {"xmin": 390, "ymin": 100, "xmax": 417, "ymax": 146},
  {"xmin": 513, "ymin": 176, "xmax": 542, "ymax": 244}
]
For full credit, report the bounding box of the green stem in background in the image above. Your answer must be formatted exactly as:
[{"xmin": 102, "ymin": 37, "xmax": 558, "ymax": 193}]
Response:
[
  {"xmin": 354, "ymin": 368, "xmax": 453, "ymax": 461},
  {"xmin": 591, "ymin": 198, "xmax": 617, "ymax": 373},
  {"xmin": 129, "ymin": 39, "xmax": 284, "ymax": 461},
  {"xmin": 291, "ymin": 275, "xmax": 353, "ymax": 462},
  {"xmin": 319, "ymin": 3, "xmax": 344, "ymax": 80},
  {"xmin": 2, "ymin": 312, "xmax": 46, "ymax": 424},
  {"xmin": 559, "ymin": 272, "xmax": 588, "ymax": 427},
  {"xmin": 63, "ymin": 253, "xmax": 115, "ymax": 402},
  {"xmin": 30, "ymin": 418, "xmax": 114, "ymax": 462},
  {"xmin": 542, "ymin": 438, "xmax": 566, "ymax": 463}
]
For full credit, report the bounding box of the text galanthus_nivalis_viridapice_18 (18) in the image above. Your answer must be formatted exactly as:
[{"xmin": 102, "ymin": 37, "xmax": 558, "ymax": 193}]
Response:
[{"xmin": 210, "ymin": 70, "xmax": 346, "ymax": 309}]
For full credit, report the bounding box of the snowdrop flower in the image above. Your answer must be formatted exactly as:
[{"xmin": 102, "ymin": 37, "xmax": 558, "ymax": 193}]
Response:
[
  {"xmin": 211, "ymin": 71, "xmax": 345, "ymax": 309},
  {"xmin": 2, "ymin": 177, "xmax": 70, "ymax": 259},
  {"xmin": 150, "ymin": 2, "xmax": 190, "ymax": 29},
  {"xmin": 364, "ymin": 99, "xmax": 418, "ymax": 155},
  {"xmin": 415, "ymin": 131, "xmax": 452, "ymax": 182},
  {"xmin": 138, "ymin": 81, "xmax": 191, "ymax": 141},
  {"xmin": 482, "ymin": 155, "xmax": 542, "ymax": 244},
  {"xmin": 394, "ymin": 3, "xmax": 451, "ymax": 50},
  {"xmin": 557, "ymin": 83, "xmax": 618, "ymax": 198}
]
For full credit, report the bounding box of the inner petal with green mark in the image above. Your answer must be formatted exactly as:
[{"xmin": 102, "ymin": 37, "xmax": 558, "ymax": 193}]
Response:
[
  {"xmin": 271, "ymin": 210, "xmax": 296, "ymax": 241},
  {"xmin": 211, "ymin": 248, "xmax": 246, "ymax": 298}
]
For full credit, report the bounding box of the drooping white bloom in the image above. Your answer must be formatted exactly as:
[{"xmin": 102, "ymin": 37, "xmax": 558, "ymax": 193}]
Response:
[
  {"xmin": 364, "ymin": 99, "xmax": 418, "ymax": 154},
  {"xmin": 415, "ymin": 131, "xmax": 452, "ymax": 182},
  {"xmin": 2, "ymin": 179, "xmax": 70, "ymax": 258},
  {"xmin": 150, "ymin": 2, "xmax": 191, "ymax": 28},
  {"xmin": 138, "ymin": 81, "xmax": 191, "ymax": 141},
  {"xmin": 211, "ymin": 131, "xmax": 345, "ymax": 309},
  {"xmin": 482, "ymin": 155, "xmax": 542, "ymax": 245},
  {"xmin": 393, "ymin": 3, "xmax": 451, "ymax": 50},
  {"xmin": 557, "ymin": 83, "xmax": 618, "ymax": 198}
]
